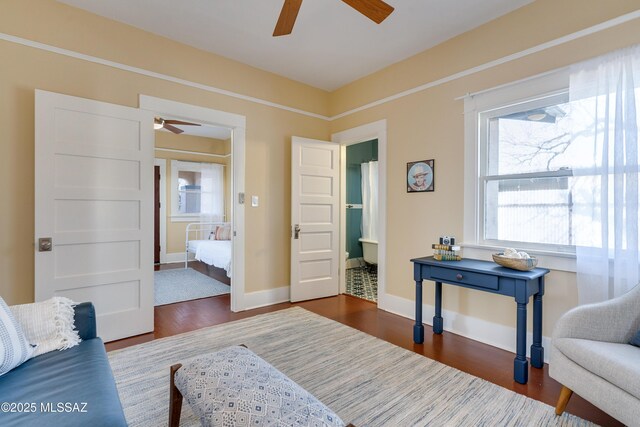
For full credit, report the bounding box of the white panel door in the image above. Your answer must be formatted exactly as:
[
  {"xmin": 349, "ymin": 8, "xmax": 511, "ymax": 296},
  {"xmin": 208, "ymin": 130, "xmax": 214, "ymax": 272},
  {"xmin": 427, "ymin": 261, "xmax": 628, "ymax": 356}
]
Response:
[
  {"xmin": 291, "ymin": 137, "xmax": 340, "ymax": 302},
  {"xmin": 35, "ymin": 90, "xmax": 154, "ymax": 342}
]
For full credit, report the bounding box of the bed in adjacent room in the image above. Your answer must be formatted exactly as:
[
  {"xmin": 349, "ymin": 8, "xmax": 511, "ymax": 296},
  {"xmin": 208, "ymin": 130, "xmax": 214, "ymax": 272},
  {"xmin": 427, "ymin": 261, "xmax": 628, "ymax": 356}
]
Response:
[{"xmin": 185, "ymin": 222, "xmax": 232, "ymax": 278}]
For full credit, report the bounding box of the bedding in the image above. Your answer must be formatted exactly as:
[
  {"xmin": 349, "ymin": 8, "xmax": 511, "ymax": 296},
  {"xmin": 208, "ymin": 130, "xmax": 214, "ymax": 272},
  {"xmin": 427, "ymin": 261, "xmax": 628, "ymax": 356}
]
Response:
[
  {"xmin": 187, "ymin": 239, "xmax": 207, "ymax": 254},
  {"xmin": 194, "ymin": 240, "xmax": 232, "ymax": 277}
]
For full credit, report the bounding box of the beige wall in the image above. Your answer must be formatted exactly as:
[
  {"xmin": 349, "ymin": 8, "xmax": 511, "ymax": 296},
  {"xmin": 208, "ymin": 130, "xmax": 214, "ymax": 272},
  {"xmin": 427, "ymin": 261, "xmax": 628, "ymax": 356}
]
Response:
[
  {"xmin": 330, "ymin": 0, "xmax": 640, "ymax": 334},
  {"xmin": 2, "ymin": 0, "xmax": 640, "ymax": 342},
  {"xmin": 154, "ymin": 131, "xmax": 231, "ymax": 254},
  {"xmin": 0, "ymin": 0, "xmax": 329, "ymax": 304}
]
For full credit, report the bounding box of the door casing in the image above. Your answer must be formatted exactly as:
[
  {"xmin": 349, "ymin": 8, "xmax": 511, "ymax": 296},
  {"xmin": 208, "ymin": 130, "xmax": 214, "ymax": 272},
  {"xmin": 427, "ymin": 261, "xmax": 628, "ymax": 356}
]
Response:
[
  {"xmin": 140, "ymin": 95, "xmax": 247, "ymax": 312},
  {"xmin": 332, "ymin": 120, "xmax": 387, "ymax": 308}
]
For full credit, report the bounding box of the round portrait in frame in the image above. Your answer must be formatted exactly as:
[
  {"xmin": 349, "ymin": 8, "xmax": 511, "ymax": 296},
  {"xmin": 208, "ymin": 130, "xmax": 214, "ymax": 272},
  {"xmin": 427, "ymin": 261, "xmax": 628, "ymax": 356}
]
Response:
[{"xmin": 407, "ymin": 160, "xmax": 434, "ymax": 192}]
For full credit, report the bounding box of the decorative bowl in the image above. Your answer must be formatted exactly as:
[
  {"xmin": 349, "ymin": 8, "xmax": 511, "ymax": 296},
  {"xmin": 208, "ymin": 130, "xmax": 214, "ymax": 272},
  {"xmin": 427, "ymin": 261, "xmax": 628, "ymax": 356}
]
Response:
[{"xmin": 492, "ymin": 253, "xmax": 538, "ymax": 271}]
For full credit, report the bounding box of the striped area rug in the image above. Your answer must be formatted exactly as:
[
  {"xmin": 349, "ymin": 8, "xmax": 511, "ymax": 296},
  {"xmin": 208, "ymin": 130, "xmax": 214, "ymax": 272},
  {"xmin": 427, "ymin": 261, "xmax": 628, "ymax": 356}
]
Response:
[{"xmin": 107, "ymin": 307, "xmax": 594, "ymax": 426}]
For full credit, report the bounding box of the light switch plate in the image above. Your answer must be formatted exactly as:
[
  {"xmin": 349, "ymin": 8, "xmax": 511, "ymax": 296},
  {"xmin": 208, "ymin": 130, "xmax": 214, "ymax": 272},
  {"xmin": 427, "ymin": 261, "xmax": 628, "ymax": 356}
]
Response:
[{"xmin": 251, "ymin": 195, "xmax": 259, "ymax": 207}]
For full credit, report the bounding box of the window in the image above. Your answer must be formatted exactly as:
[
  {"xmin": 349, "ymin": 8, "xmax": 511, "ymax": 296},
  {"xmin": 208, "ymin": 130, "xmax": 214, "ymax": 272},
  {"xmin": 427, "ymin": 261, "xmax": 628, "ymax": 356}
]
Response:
[
  {"xmin": 171, "ymin": 160, "xmax": 224, "ymax": 222},
  {"xmin": 464, "ymin": 70, "xmax": 575, "ymax": 255},
  {"xmin": 480, "ymin": 92, "xmax": 575, "ymax": 251}
]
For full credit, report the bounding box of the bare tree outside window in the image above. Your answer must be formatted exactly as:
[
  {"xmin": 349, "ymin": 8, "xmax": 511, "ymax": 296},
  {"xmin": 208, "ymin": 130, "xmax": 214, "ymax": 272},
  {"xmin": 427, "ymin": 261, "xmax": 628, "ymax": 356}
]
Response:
[{"xmin": 483, "ymin": 98, "xmax": 582, "ymax": 248}]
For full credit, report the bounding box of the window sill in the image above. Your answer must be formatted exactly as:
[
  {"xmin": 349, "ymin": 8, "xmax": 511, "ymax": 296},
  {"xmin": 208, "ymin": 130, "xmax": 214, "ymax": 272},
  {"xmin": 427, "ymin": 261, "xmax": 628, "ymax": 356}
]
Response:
[
  {"xmin": 461, "ymin": 243, "xmax": 576, "ymax": 273},
  {"xmin": 170, "ymin": 215, "xmax": 207, "ymax": 223}
]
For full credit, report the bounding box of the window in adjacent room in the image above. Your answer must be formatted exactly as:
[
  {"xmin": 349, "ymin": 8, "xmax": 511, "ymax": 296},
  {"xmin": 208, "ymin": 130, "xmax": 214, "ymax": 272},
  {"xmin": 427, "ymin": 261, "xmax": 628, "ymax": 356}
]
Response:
[{"xmin": 170, "ymin": 160, "xmax": 224, "ymax": 222}]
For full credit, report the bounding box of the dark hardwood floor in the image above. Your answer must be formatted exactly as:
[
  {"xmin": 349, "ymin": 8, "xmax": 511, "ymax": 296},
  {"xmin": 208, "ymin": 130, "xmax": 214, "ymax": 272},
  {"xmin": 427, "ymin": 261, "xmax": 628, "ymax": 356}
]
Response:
[{"xmin": 106, "ymin": 262, "xmax": 620, "ymax": 426}]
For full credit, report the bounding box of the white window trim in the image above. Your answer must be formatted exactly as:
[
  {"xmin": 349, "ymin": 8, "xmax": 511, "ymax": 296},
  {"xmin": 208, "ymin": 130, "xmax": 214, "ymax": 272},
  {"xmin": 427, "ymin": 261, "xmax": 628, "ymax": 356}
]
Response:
[
  {"xmin": 463, "ymin": 68, "xmax": 577, "ymax": 272},
  {"xmin": 170, "ymin": 159, "xmax": 225, "ymax": 222}
]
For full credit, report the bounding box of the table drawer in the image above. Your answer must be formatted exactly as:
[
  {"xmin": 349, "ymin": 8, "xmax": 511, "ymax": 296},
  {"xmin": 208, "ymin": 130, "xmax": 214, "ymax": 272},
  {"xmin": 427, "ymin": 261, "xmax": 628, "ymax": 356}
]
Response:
[{"xmin": 430, "ymin": 266, "xmax": 499, "ymax": 290}]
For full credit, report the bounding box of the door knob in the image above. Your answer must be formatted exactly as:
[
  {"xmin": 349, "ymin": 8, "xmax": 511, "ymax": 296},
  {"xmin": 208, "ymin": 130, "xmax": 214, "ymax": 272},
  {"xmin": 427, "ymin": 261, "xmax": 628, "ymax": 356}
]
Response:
[
  {"xmin": 38, "ymin": 237, "xmax": 52, "ymax": 252},
  {"xmin": 294, "ymin": 224, "xmax": 301, "ymax": 239}
]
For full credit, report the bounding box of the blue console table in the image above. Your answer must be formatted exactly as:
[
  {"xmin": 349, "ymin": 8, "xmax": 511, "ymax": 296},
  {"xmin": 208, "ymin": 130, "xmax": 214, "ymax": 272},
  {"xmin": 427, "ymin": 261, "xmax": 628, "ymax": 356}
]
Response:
[{"xmin": 411, "ymin": 256, "xmax": 550, "ymax": 384}]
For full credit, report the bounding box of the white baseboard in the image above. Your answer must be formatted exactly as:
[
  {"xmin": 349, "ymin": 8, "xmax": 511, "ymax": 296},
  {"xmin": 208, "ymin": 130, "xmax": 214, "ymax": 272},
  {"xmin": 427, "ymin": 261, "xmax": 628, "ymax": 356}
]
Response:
[
  {"xmin": 243, "ymin": 286, "xmax": 290, "ymax": 311},
  {"xmin": 380, "ymin": 293, "xmax": 551, "ymax": 364},
  {"xmin": 164, "ymin": 252, "xmax": 195, "ymax": 264}
]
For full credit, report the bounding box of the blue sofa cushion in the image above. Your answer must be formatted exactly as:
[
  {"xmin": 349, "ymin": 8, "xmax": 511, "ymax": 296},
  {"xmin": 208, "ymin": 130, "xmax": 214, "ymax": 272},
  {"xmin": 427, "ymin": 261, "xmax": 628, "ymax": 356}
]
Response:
[
  {"xmin": 0, "ymin": 337, "xmax": 126, "ymax": 426},
  {"xmin": 73, "ymin": 302, "xmax": 97, "ymax": 341}
]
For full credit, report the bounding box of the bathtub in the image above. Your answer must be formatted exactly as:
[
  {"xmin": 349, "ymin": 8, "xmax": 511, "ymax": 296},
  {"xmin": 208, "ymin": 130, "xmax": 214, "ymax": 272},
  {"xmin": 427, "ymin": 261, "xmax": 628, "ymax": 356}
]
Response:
[{"xmin": 358, "ymin": 238, "xmax": 378, "ymax": 265}]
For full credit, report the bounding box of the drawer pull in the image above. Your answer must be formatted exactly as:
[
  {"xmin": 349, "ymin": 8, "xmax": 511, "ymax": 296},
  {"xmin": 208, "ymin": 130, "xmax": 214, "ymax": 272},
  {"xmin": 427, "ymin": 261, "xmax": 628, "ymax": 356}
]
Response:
[{"xmin": 456, "ymin": 273, "xmax": 463, "ymax": 280}]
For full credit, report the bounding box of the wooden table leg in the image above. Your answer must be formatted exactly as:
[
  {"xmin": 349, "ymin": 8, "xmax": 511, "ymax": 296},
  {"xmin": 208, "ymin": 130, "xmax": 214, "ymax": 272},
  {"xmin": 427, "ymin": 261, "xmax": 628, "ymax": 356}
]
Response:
[
  {"xmin": 433, "ymin": 281, "xmax": 443, "ymax": 334},
  {"xmin": 531, "ymin": 278, "xmax": 545, "ymax": 369},
  {"xmin": 414, "ymin": 279, "xmax": 424, "ymax": 343},
  {"xmin": 514, "ymin": 301, "xmax": 528, "ymax": 384}
]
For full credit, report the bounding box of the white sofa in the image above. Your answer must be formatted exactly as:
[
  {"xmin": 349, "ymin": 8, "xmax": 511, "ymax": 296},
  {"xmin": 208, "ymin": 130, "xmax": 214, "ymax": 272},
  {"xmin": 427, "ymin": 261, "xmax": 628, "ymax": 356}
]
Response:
[{"xmin": 549, "ymin": 284, "xmax": 640, "ymax": 426}]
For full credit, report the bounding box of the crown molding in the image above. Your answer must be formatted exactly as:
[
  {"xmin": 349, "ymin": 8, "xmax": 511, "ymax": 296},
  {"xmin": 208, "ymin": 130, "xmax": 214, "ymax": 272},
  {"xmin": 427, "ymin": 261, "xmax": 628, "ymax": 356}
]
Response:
[{"xmin": 2, "ymin": 9, "xmax": 639, "ymax": 122}]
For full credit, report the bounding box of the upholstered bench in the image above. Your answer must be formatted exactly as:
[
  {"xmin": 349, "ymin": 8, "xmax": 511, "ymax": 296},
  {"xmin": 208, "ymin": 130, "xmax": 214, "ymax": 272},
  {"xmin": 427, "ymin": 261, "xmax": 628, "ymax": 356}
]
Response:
[{"xmin": 169, "ymin": 345, "xmax": 352, "ymax": 427}]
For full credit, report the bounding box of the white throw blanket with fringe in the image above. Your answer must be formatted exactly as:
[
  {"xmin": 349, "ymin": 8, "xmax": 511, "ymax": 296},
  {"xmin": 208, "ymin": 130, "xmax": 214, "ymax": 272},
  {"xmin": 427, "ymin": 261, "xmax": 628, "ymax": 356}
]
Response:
[{"xmin": 10, "ymin": 297, "xmax": 81, "ymax": 357}]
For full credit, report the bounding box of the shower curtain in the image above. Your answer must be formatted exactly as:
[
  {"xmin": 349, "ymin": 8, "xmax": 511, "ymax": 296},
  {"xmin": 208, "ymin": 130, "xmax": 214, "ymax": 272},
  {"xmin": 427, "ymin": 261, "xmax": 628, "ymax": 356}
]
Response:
[{"xmin": 361, "ymin": 161, "xmax": 379, "ymax": 241}]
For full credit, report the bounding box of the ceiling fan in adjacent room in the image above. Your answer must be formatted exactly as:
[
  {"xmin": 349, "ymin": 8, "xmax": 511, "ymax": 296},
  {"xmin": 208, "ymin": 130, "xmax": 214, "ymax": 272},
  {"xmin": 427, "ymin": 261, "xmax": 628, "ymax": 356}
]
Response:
[
  {"xmin": 153, "ymin": 117, "xmax": 201, "ymax": 134},
  {"xmin": 273, "ymin": 0, "xmax": 394, "ymax": 36}
]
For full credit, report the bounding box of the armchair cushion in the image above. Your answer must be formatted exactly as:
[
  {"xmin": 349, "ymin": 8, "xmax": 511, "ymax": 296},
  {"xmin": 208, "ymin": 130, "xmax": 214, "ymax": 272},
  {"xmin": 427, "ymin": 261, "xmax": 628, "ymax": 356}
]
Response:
[
  {"xmin": 554, "ymin": 338, "xmax": 640, "ymax": 399},
  {"xmin": 631, "ymin": 329, "xmax": 640, "ymax": 347}
]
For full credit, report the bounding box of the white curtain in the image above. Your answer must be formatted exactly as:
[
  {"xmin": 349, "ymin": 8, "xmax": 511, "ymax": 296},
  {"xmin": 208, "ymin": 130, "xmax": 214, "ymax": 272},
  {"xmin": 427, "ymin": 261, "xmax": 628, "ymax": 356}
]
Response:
[
  {"xmin": 200, "ymin": 162, "xmax": 225, "ymax": 222},
  {"xmin": 361, "ymin": 161, "xmax": 379, "ymax": 241},
  {"xmin": 571, "ymin": 44, "xmax": 640, "ymax": 304}
]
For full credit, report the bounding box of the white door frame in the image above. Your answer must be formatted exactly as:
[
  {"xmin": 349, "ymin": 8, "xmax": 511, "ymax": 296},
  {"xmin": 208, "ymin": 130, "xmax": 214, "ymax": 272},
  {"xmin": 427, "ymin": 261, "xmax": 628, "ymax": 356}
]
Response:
[
  {"xmin": 332, "ymin": 120, "xmax": 387, "ymax": 308},
  {"xmin": 140, "ymin": 95, "xmax": 247, "ymax": 312},
  {"xmin": 154, "ymin": 158, "xmax": 167, "ymax": 264}
]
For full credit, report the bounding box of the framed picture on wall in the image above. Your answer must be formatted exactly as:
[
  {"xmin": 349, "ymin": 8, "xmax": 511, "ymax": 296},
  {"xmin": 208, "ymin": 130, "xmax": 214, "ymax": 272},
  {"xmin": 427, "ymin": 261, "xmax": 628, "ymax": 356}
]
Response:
[{"xmin": 407, "ymin": 159, "xmax": 434, "ymax": 193}]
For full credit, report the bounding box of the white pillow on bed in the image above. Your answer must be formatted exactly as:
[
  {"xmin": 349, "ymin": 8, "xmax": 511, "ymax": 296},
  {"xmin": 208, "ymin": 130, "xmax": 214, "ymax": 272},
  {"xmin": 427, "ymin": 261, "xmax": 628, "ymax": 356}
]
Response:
[
  {"xmin": 0, "ymin": 297, "xmax": 34, "ymax": 376},
  {"xmin": 214, "ymin": 225, "xmax": 232, "ymax": 240},
  {"xmin": 10, "ymin": 297, "xmax": 81, "ymax": 357}
]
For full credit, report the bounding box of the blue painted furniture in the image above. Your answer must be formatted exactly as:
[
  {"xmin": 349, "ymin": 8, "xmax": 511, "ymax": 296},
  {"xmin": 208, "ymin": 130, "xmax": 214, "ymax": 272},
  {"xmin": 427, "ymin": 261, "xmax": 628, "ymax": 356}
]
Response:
[
  {"xmin": 411, "ymin": 256, "xmax": 550, "ymax": 384},
  {"xmin": 0, "ymin": 302, "xmax": 127, "ymax": 426}
]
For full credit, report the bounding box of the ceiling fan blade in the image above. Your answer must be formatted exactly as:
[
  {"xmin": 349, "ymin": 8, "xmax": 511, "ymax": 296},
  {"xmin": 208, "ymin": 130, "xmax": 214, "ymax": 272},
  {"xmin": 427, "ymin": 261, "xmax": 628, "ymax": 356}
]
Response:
[
  {"xmin": 273, "ymin": 0, "xmax": 302, "ymax": 36},
  {"xmin": 163, "ymin": 119, "xmax": 201, "ymax": 127},
  {"xmin": 341, "ymin": 0, "xmax": 394, "ymax": 24},
  {"xmin": 163, "ymin": 123, "xmax": 184, "ymax": 134}
]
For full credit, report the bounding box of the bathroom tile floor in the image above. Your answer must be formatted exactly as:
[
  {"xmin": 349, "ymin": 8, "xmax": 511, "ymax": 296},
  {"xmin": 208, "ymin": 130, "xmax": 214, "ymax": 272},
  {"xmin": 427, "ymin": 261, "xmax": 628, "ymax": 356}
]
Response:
[{"xmin": 345, "ymin": 265, "xmax": 378, "ymax": 303}]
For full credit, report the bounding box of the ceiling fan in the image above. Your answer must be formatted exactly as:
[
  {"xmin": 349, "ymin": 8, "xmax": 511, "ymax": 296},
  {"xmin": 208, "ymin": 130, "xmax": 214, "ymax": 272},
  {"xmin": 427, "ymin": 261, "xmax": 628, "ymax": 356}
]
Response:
[
  {"xmin": 154, "ymin": 117, "xmax": 201, "ymax": 134},
  {"xmin": 273, "ymin": 0, "xmax": 394, "ymax": 36}
]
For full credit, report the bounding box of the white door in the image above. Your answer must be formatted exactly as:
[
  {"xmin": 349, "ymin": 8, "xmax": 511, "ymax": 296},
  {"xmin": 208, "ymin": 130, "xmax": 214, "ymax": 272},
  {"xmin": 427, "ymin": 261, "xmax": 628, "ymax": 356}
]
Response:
[
  {"xmin": 291, "ymin": 137, "xmax": 340, "ymax": 302},
  {"xmin": 35, "ymin": 90, "xmax": 154, "ymax": 342}
]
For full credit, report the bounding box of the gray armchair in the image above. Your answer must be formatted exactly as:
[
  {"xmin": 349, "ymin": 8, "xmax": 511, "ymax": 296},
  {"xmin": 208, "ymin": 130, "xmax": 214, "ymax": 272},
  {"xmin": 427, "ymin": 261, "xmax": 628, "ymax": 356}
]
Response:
[{"xmin": 549, "ymin": 284, "xmax": 640, "ymax": 426}]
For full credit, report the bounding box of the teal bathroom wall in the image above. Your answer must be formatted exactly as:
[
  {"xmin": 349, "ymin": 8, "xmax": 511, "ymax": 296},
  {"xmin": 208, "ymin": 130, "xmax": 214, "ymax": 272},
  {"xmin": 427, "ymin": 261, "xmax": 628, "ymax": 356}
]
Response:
[{"xmin": 346, "ymin": 139, "xmax": 378, "ymax": 260}]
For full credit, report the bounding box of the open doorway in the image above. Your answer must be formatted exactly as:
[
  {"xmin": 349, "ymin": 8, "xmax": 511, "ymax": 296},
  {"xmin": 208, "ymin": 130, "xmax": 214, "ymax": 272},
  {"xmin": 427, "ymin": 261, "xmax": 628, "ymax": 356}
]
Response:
[
  {"xmin": 333, "ymin": 120, "xmax": 387, "ymax": 308},
  {"xmin": 152, "ymin": 122, "xmax": 233, "ymax": 306},
  {"xmin": 344, "ymin": 139, "xmax": 378, "ymax": 302},
  {"xmin": 140, "ymin": 95, "xmax": 247, "ymax": 312}
]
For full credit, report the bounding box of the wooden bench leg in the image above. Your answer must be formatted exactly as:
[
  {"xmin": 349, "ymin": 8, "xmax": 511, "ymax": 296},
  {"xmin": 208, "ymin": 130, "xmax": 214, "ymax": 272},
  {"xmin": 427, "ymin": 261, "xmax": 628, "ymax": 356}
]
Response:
[
  {"xmin": 169, "ymin": 363, "xmax": 183, "ymax": 427},
  {"xmin": 554, "ymin": 385, "xmax": 573, "ymax": 415}
]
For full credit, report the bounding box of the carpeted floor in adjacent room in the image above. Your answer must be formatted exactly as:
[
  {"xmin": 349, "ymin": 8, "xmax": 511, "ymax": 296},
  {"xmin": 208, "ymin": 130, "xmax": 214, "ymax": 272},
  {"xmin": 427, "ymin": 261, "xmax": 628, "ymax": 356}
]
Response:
[{"xmin": 154, "ymin": 268, "xmax": 230, "ymax": 306}]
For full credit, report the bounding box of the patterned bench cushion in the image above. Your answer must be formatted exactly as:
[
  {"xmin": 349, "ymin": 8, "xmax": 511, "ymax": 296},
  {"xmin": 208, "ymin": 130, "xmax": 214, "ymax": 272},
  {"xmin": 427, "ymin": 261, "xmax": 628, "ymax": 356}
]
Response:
[{"xmin": 174, "ymin": 346, "xmax": 346, "ymax": 427}]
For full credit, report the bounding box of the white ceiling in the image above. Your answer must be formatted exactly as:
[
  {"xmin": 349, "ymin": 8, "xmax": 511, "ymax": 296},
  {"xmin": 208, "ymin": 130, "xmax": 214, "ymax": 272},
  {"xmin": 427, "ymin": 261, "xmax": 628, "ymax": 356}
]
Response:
[{"xmin": 57, "ymin": 0, "xmax": 532, "ymax": 91}]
